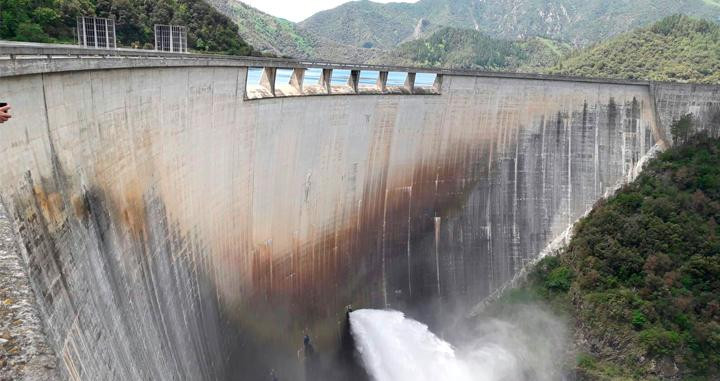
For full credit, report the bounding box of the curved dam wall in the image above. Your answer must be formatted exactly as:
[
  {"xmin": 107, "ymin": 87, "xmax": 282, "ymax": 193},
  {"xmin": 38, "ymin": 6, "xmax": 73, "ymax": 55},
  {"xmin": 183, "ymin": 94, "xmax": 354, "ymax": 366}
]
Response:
[{"xmin": 1, "ymin": 46, "xmax": 719, "ymax": 379}]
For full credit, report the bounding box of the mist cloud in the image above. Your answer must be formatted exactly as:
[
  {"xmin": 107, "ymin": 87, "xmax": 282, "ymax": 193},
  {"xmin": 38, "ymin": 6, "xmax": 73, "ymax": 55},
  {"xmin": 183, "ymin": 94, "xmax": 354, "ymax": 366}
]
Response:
[{"xmin": 350, "ymin": 304, "xmax": 568, "ymax": 381}]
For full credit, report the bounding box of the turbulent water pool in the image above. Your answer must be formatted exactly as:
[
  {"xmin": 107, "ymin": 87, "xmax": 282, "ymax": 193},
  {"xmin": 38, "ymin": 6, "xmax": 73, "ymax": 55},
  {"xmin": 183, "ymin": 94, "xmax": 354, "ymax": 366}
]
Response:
[{"xmin": 349, "ymin": 309, "xmax": 569, "ymax": 381}]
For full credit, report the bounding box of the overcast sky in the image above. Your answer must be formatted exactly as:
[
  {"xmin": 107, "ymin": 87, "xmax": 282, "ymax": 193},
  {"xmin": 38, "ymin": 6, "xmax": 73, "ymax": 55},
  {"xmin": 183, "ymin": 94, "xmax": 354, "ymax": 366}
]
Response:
[{"xmin": 242, "ymin": 0, "xmax": 419, "ymax": 22}]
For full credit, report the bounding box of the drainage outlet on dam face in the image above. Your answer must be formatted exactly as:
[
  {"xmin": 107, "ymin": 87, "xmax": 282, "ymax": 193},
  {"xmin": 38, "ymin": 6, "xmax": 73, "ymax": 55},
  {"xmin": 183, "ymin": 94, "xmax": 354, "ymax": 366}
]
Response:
[
  {"xmin": 279, "ymin": 307, "xmax": 371, "ymax": 381},
  {"xmin": 337, "ymin": 307, "xmax": 372, "ymax": 381}
]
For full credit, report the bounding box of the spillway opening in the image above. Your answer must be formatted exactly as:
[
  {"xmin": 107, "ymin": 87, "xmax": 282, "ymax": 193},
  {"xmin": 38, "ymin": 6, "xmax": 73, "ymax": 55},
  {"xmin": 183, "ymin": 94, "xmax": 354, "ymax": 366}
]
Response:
[
  {"xmin": 385, "ymin": 71, "xmax": 407, "ymax": 87},
  {"xmin": 358, "ymin": 70, "xmax": 381, "ymax": 94},
  {"xmin": 330, "ymin": 69, "xmax": 351, "ymax": 85},
  {"xmin": 413, "ymin": 72, "xmax": 441, "ymax": 94},
  {"xmin": 274, "ymin": 68, "xmax": 295, "ymax": 87},
  {"xmin": 274, "ymin": 68, "xmax": 303, "ymax": 96},
  {"xmin": 245, "ymin": 66, "xmax": 441, "ymax": 98},
  {"xmin": 246, "ymin": 67, "xmax": 263, "ymax": 85},
  {"xmin": 303, "ymin": 67, "xmax": 327, "ymax": 94},
  {"xmin": 414, "ymin": 73, "xmax": 437, "ymax": 88},
  {"xmin": 330, "ymin": 69, "xmax": 356, "ymax": 94},
  {"xmin": 246, "ymin": 66, "xmax": 274, "ymax": 99}
]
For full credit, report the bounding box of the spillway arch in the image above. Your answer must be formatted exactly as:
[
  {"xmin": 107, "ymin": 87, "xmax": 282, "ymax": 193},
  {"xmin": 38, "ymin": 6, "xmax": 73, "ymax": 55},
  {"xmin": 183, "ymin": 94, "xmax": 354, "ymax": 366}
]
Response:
[{"xmin": 1, "ymin": 41, "xmax": 720, "ymax": 380}]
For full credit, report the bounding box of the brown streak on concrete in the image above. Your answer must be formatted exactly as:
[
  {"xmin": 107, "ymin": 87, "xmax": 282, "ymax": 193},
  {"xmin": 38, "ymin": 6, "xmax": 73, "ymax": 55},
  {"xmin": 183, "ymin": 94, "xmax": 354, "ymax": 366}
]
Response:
[{"xmin": 31, "ymin": 187, "xmax": 63, "ymax": 230}]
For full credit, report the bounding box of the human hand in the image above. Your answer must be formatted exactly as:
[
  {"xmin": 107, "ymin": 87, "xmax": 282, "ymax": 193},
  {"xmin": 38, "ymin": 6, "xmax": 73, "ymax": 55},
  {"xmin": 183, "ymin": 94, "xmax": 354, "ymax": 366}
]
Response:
[{"xmin": 0, "ymin": 104, "xmax": 11, "ymax": 123}]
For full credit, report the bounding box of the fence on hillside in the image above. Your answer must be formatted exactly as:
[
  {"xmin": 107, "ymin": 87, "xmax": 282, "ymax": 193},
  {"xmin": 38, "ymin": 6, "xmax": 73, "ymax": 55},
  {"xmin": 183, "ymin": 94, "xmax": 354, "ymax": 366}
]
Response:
[
  {"xmin": 154, "ymin": 25, "xmax": 188, "ymax": 53},
  {"xmin": 77, "ymin": 16, "xmax": 117, "ymax": 49}
]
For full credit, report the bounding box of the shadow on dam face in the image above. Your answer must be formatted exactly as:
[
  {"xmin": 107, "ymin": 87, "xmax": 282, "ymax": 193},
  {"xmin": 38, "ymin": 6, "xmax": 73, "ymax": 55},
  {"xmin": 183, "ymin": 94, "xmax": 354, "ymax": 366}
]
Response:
[{"xmin": 1, "ymin": 63, "xmax": 720, "ymax": 379}]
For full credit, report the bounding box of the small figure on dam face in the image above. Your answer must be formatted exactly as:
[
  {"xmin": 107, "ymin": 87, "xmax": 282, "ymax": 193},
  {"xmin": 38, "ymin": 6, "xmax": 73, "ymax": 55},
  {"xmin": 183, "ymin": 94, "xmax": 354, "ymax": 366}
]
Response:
[
  {"xmin": 301, "ymin": 334, "xmax": 320, "ymax": 380},
  {"xmin": 0, "ymin": 103, "xmax": 11, "ymax": 124},
  {"xmin": 303, "ymin": 335, "xmax": 315, "ymax": 357}
]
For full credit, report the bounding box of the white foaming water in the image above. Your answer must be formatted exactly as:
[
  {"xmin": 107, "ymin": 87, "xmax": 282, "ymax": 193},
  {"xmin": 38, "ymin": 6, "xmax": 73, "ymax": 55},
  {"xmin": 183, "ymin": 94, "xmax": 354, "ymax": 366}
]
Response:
[{"xmin": 350, "ymin": 309, "xmax": 564, "ymax": 381}]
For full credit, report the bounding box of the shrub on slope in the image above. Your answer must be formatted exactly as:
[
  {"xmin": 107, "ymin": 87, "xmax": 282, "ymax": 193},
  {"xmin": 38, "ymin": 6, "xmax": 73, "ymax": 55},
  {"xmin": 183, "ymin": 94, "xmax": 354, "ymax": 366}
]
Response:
[
  {"xmin": 548, "ymin": 15, "xmax": 720, "ymax": 84},
  {"xmin": 497, "ymin": 127, "xmax": 720, "ymax": 379}
]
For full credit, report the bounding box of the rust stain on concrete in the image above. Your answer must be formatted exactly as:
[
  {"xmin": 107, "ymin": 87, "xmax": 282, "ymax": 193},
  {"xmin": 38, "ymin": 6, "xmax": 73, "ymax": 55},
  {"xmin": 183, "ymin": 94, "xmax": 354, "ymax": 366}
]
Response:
[{"xmin": 31, "ymin": 186, "xmax": 63, "ymax": 230}]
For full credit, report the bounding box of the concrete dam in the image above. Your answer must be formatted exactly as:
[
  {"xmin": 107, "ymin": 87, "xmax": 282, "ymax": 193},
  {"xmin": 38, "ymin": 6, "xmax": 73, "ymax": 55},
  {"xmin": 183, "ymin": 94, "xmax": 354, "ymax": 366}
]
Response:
[{"xmin": 1, "ymin": 42, "xmax": 720, "ymax": 380}]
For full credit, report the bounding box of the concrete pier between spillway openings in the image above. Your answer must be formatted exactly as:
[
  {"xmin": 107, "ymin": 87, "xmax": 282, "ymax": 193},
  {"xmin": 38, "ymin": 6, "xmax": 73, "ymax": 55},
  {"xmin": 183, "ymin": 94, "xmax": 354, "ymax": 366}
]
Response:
[{"xmin": 0, "ymin": 42, "xmax": 720, "ymax": 379}]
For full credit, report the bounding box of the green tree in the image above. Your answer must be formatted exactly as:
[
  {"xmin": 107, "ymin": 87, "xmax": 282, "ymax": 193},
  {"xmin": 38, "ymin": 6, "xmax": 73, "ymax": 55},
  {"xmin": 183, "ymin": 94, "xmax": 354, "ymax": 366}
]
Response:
[
  {"xmin": 517, "ymin": 133, "xmax": 720, "ymax": 378},
  {"xmin": 548, "ymin": 15, "xmax": 720, "ymax": 84},
  {"xmin": 0, "ymin": 0, "xmax": 253, "ymax": 55},
  {"xmin": 671, "ymin": 113, "xmax": 695, "ymax": 145}
]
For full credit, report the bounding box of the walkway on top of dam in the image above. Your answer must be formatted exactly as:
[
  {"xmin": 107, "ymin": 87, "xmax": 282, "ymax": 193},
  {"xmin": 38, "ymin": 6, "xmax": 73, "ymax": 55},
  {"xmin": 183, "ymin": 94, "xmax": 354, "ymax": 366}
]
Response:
[
  {"xmin": 0, "ymin": 40, "xmax": 677, "ymax": 101},
  {"xmin": 0, "ymin": 40, "xmax": 655, "ymax": 86}
]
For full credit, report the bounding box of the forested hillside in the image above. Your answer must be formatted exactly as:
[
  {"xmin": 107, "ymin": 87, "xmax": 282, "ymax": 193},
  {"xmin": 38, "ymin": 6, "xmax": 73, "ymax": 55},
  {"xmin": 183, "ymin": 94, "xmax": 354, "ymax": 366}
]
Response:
[
  {"xmin": 0, "ymin": 0, "xmax": 252, "ymax": 55},
  {"xmin": 300, "ymin": 0, "xmax": 426, "ymax": 50},
  {"xmin": 300, "ymin": 0, "xmax": 720, "ymax": 50},
  {"xmin": 547, "ymin": 15, "xmax": 720, "ymax": 84},
  {"xmin": 203, "ymin": 0, "xmax": 387, "ymax": 62},
  {"xmin": 489, "ymin": 121, "xmax": 720, "ymax": 379},
  {"xmin": 196, "ymin": 0, "xmax": 720, "ymax": 74},
  {"xmin": 204, "ymin": 0, "xmax": 314, "ymax": 57},
  {"xmin": 391, "ymin": 27, "xmax": 571, "ymax": 70}
]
